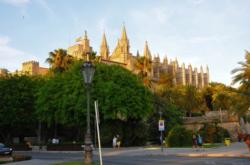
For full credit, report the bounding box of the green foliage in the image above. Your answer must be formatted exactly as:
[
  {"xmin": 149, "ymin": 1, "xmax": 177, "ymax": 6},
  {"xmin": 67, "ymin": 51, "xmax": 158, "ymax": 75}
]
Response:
[
  {"xmin": 147, "ymin": 94, "xmax": 184, "ymax": 143},
  {"xmin": 35, "ymin": 61, "xmax": 153, "ymax": 145},
  {"xmin": 46, "ymin": 48, "xmax": 73, "ymax": 74},
  {"xmin": 199, "ymin": 123, "xmax": 230, "ymax": 143},
  {"xmin": 100, "ymin": 119, "xmax": 148, "ymax": 146},
  {"xmin": 166, "ymin": 125, "xmax": 192, "ymax": 147},
  {"xmin": 230, "ymin": 51, "xmax": 250, "ymax": 116},
  {"xmin": 0, "ymin": 75, "xmax": 40, "ymax": 142},
  {"xmin": 231, "ymin": 50, "xmax": 250, "ymax": 85},
  {"xmin": 92, "ymin": 63, "xmax": 153, "ymax": 120}
]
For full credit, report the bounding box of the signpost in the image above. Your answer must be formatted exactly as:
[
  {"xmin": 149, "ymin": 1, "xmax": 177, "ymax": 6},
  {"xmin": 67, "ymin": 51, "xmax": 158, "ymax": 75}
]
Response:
[{"xmin": 94, "ymin": 101, "xmax": 103, "ymax": 165}]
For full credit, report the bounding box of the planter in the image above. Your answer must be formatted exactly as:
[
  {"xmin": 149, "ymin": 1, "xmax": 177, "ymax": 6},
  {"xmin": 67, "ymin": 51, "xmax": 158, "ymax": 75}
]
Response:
[
  {"xmin": 47, "ymin": 144, "xmax": 83, "ymax": 151},
  {"xmin": 11, "ymin": 144, "xmax": 31, "ymax": 151}
]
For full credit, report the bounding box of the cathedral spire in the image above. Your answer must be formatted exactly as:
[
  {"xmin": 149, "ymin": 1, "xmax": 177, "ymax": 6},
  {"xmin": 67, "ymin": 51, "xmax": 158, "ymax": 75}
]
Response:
[
  {"xmin": 101, "ymin": 32, "xmax": 108, "ymax": 47},
  {"xmin": 143, "ymin": 41, "xmax": 152, "ymax": 60},
  {"xmin": 136, "ymin": 50, "xmax": 140, "ymax": 57},
  {"xmin": 121, "ymin": 25, "xmax": 128, "ymax": 41},
  {"xmin": 100, "ymin": 32, "xmax": 109, "ymax": 60},
  {"xmin": 84, "ymin": 30, "xmax": 88, "ymax": 39}
]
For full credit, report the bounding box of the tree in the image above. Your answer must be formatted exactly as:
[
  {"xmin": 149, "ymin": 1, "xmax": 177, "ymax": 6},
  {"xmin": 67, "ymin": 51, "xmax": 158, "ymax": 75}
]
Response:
[
  {"xmin": 201, "ymin": 86, "xmax": 214, "ymax": 111},
  {"xmin": 231, "ymin": 50, "xmax": 250, "ymax": 116},
  {"xmin": 231, "ymin": 50, "xmax": 250, "ymax": 85},
  {"xmin": 36, "ymin": 61, "xmax": 153, "ymax": 145},
  {"xmin": 181, "ymin": 85, "xmax": 204, "ymax": 117},
  {"xmin": 210, "ymin": 82, "xmax": 233, "ymax": 111},
  {"xmin": 46, "ymin": 49, "xmax": 73, "ymax": 73},
  {"xmin": 134, "ymin": 56, "xmax": 153, "ymax": 88},
  {"xmin": 0, "ymin": 75, "xmax": 38, "ymax": 143},
  {"xmin": 147, "ymin": 93, "xmax": 184, "ymax": 143},
  {"xmin": 155, "ymin": 73, "xmax": 174, "ymax": 93}
]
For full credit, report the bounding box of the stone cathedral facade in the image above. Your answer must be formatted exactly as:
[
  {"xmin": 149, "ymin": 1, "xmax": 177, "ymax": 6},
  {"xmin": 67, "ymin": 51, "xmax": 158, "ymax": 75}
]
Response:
[{"xmin": 67, "ymin": 26, "xmax": 209, "ymax": 89}]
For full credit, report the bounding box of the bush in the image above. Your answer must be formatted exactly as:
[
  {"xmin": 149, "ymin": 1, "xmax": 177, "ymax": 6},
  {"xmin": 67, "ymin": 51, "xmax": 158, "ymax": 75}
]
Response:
[
  {"xmin": 10, "ymin": 144, "xmax": 31, "ymax": 151},
  {"xmin": 167, "ymin": 125, "xmax": 192, "ymax": 147},
  {"xmin": 47, "ymin": 143, "xmax": 83, "ymax": 151},
  {"xmin": 13, "ymin": 155, "xmax": 32, "ymax": 162},
  {"xmin": 199, "ymin": 123, "xmax": 230, "ymax": 143},
  {"xmin": 100, "ymin": 120, "xmax": 148, "ymax": 147}
]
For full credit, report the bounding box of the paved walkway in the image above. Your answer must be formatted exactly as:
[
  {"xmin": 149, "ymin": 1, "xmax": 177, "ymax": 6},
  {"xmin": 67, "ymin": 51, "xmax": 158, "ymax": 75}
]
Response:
[
  {"xmin": 102, "ymin": 142, "xmax": 250, "ymax": 158},
  {"xmin": 3, "ymin": 142, "xmax": 250, "ymax": 165}
]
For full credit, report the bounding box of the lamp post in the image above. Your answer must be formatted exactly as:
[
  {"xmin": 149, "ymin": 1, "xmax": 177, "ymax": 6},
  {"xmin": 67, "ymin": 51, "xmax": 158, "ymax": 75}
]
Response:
[{"xmin": 81, "ymin": 60, "xmax": 95, "ymax": 164}]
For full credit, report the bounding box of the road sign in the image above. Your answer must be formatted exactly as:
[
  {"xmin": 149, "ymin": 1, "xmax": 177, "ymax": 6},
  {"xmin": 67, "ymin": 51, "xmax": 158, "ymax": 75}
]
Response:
[{"xmin": 158, "ymin": 119, "xmax": 165, "ymax": 131}]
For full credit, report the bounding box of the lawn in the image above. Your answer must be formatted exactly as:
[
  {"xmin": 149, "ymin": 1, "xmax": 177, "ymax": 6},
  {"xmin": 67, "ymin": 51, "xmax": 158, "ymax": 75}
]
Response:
[{"xmin": 203, "ymin": 143, "xmax": 223, "ymax": 148}]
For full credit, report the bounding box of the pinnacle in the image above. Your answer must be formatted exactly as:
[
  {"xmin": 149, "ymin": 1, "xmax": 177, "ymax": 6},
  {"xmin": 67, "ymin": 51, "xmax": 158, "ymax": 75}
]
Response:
[
  {"xmin": 143, "ymin": 41, "xmax": 151, "ymax": 60},
  {"xmin": 121, "ymin": 25, "xmax": 128, "ymax": 40},
  {"xmin": 101, "ymin": 32, "xmax": 108, "ymax": 47},
  {"xmin": 84, "ymin": 30, "xmax": 88, "ymax": 39}
]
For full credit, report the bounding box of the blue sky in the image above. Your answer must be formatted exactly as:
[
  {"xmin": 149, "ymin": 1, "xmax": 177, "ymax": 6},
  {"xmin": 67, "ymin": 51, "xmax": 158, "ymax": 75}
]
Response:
[{"xmin": 0, "ymin": 0, "xmax": 249, "ymax": 86}]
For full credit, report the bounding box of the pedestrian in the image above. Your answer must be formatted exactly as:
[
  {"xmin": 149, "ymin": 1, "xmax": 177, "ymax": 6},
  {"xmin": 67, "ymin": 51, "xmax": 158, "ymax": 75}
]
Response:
[
  {"xmin": 197, "ymin": 134, "xmax": 203, "ymax": 150},
  {"xmin": 116, "ymin": 135, "xmax": 121, "ymax": 149},
  {"xmin": 192, "ymin": 134, "xmax": 198, "ymax": 150},
  {"xmin": 244, "ymin": 134, "xmax": 250, "ymax": 152},
  {"xmin": 112, "ymin": 136, "xmax": 117, "ymax": 148}
]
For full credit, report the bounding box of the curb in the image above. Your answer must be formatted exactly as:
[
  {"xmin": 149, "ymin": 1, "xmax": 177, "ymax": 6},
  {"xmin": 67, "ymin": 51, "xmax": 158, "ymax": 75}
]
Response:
[{"xmin": 176, "ymin": 153, "xmax": 250, "ymax": 158}]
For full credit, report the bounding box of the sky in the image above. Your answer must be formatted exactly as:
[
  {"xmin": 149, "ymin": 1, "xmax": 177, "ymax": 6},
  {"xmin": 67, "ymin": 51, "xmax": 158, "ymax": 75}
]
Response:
[{"xmin": 0, "ymin": 0, "xmax": 249, "ymax": 86}]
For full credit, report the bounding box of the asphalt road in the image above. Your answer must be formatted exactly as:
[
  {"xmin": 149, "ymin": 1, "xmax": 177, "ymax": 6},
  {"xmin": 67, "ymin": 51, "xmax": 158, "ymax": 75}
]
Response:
[{"xmin": 14, "ymin": 151, "xmax": 250, "ymax": 165}]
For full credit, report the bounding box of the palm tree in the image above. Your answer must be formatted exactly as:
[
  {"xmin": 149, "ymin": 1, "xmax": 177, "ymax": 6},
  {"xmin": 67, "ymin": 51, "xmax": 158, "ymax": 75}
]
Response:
[
  {"xmin": 231, "ymin": 50, "xmax": 250, "ymax": 85},
  {"xmin": 134, "ymin": 56, "xmax": 153, "ymax": 88},
  {"xmin": 156, "ymin": 73, "xmax": 174, "ymax": 93},
  {"xmin": 212, "ymin": 91, "xmax": 231, "ymax": 111},
  {"xmin": 231, "ymin": 50, "xmax": 250, "ymax": 116},
  {"xmin": 182, "ymin": 85, "xmax": 203, "ymax": 117},
  {"xmin": 46, "ymin": 49, "xmax": 73, "ymax": 73}
]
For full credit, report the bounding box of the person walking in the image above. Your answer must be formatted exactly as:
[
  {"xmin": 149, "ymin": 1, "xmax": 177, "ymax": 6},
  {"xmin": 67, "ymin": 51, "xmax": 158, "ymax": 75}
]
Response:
[
  {"xmin": 116, "ymin": 135, "xmax": 121, "ymax": 149},
  {"xmin": 244, "ymin": 134, "xmax": 250, "ymax": 152},
  {"xmin": 197, "ymin": 134, "xmax": 203, "ymax": 150},
  {"xmin": 192, "ymin": 134, "xmax": 198, "ymax": 150},
  {"xmin": 112, "ymin": 136, "xmax": 117, "ymax": 148}
]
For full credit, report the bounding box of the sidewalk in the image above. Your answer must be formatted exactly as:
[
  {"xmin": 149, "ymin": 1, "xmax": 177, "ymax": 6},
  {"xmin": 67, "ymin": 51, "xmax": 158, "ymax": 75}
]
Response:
[
  {"xmin": 174, "ymin": 142, "xmax": 250, "ymax": 158},
  {"xmin": 102, "ymin": 142, "xmax": 250, "ymax": 158},
  {"xmin": 3, "ymin": 142, "xmax": 250, "ymax": 165}
]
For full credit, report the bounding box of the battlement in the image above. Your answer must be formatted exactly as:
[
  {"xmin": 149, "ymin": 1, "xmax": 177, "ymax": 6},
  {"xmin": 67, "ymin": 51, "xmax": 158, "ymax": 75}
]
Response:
[{"xmin": 22, "ymin": 61, "xmax": 39, "ymax": 66}]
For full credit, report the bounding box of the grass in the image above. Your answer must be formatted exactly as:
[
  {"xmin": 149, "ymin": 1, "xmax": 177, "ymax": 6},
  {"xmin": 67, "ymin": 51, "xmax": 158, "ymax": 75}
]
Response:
[
  {"xmin": 53, "ymin": 162, "xmax": 99, "ymax": 165},
  {"xmin": 203, "ymin": 143, "xmax": 223, "ymax": 148}
]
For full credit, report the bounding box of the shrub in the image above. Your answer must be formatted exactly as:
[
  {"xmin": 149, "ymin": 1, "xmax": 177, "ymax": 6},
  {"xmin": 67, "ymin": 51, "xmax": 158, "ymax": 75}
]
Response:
[
  {"xmin": 167, "ymin": 125, "xmax": 192, "ymax": 147},
  {"xmin": 199, "ymin": 123, "xmax": 230, "ymax": 143}
]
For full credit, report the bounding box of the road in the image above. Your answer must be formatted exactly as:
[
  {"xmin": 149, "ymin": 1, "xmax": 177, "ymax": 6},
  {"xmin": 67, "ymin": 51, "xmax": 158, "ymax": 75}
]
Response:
[{"xmin": 11, "ymin": 151, "xmax": 250, "ymax": 165}]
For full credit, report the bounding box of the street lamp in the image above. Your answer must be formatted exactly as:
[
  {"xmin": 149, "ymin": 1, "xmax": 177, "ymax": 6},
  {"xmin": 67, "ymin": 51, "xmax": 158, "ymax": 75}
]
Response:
[{"xmin": 81, "ymin": 60, "xmax": 95, "ymax": 164}]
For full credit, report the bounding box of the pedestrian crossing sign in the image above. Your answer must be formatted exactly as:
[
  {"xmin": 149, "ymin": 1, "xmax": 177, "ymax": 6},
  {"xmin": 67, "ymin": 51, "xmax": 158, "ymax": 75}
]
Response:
[{"xmin": 158, "ymin": 120, "xmax": 165, "ymax": 131}]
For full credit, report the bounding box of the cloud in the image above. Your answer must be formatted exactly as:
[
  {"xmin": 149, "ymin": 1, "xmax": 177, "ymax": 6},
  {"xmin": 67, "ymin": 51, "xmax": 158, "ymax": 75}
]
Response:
[
  {"xmin": 0, "ymin": 36, "xmax": 37, "ymax": 71},
  {"xmin": 1, "ymin": 0, "xmax": 30, "ymax": 7}
]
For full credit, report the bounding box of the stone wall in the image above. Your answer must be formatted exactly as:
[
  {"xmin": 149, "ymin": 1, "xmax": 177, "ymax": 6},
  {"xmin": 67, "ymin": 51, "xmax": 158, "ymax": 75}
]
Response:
[{"xmin": 183, "ymin": 111, "xmax": 240, "ymax": 141}]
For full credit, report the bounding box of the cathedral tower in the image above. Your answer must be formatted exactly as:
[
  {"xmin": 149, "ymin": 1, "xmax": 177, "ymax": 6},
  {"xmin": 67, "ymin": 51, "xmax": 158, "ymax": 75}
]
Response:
[
  {"xmin": 67, "ymin": 30, "xmax": 93, "ymax": 60},
  {"xmin": 100, "ymin": 32, "xmax": 109, "ymax": 60},
  {"xmin": 110, "ymin": 25, "xmax": 131, "ymax": 64}
]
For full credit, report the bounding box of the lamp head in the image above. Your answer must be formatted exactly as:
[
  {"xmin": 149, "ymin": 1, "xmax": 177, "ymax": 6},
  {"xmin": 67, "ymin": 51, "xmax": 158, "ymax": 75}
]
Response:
[{"xmin": 81, "ymin": 61, "xmax": 95, "ymax": 84}]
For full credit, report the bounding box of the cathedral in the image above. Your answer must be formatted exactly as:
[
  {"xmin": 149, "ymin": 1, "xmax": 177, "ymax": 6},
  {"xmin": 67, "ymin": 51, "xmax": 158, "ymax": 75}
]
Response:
[
  {"xmin": 0, "ymin": 25, "xmax": 209, "ymax": 89},
  {"xmin": 67, "ymin": 26, "xmax": 209, "ymax": 89}
]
